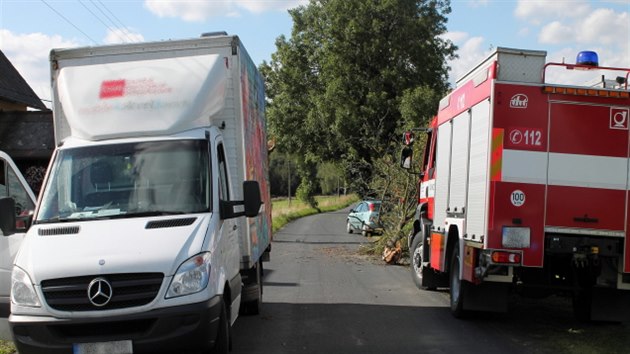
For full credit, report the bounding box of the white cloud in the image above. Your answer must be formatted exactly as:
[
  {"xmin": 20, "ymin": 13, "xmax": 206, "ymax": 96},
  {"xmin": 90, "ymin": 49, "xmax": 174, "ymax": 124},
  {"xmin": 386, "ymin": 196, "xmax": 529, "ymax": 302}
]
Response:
[
  {"xmin": 517, "ymin": 27, "xmax": 530, "ymax": 37},
  {"xmin": 578, "ymin": 8, "xmax": 628, "ymax": 45},
  {"xmin": 441, "ymin": 31, "xmax": 469, "ymax": 44},
  {"xmin": 467, "ymin": 0, "xmax": 489, "ymax": 7},
  {"xmin": 442, "ymin": 32, "xmax": 491, "ymax": 85},
  {"xmin": 104, "ymin": 28, "xmax": 145, "ymax": 44},
  {"xmin": 538, "ymin": 21, "xmax": 574, "ymax": 44},
  {"xmin": 515, "ymin": 0, "xmax": 590, "ymax": 23},
  {"xmin": 537, "ymin": 6, "xmax": 628, "ymax": 66},
  {"xmin": 0, "ymin": 30, "xmax": 79, "ymax": 106},
  {"xmin": 144, "ymin": 0, "xmax": 308, "ymax": 21}
]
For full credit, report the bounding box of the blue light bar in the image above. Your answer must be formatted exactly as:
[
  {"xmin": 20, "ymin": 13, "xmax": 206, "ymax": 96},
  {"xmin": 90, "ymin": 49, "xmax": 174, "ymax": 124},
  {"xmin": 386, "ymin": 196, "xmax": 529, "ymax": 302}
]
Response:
[{"xmin": 576, "ymin": 51, "xmax": 599, "ymax": 66}]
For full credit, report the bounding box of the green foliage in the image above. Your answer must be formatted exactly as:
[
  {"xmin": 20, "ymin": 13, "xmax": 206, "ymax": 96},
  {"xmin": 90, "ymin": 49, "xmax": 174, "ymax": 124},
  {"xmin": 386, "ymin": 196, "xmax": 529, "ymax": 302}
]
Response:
[
  {"xmin": 261, "ymin": 0, "xmax": 456, "ymax": 197},
  {"xmin": 269, "ymin": 152, "xmax": 300, "ymax": 197},
  {"xmin": 0, "ymin": 341, "xmax": 15, "ymax": 354},
  {"xmin": 296, "ymin": 176, "xmax": 319, "ymax": 209},
  {"xmin": 399, "ymin": 86, "xmax": 442, "ymax": 128},
  {"xmin": 317, "ymin": 162, "xmax": 343, "ymax": 195}
]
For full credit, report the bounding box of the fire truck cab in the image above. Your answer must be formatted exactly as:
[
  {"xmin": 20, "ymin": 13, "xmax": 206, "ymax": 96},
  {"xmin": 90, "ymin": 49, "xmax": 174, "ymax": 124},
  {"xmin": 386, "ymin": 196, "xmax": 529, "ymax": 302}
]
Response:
[{"xmin": 404, "ymin": 47, "xmax": 630, "ymax": 321}]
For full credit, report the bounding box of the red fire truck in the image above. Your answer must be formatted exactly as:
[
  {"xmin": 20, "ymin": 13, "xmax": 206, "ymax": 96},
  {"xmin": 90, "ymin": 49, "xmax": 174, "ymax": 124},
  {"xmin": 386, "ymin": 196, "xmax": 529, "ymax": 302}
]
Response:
[{"xmin": 402, "ymin": 47, "xmax": 630, "ymax": 321}]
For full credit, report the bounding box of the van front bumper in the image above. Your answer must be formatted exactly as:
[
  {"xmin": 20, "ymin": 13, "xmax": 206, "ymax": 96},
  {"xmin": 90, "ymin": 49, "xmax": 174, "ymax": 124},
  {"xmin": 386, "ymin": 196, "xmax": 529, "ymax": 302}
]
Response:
[{"xmin": 9, "ymin": 296, "xmax": 222, "ymax": 354}]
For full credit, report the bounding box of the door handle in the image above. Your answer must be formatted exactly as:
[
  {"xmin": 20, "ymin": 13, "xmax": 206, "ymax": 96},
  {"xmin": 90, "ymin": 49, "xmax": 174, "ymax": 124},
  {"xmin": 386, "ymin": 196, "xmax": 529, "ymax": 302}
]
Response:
[{"xmin": 233, "ymin": 225, "xmax": 238, "ymax": 231}]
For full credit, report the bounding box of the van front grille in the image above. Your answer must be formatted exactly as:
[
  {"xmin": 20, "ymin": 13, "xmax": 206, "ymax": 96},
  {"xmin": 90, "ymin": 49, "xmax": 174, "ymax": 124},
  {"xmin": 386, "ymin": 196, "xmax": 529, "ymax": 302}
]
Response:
[{"xmin": 41, "ymin": 273, "xmax": 163, "ymax": 311}]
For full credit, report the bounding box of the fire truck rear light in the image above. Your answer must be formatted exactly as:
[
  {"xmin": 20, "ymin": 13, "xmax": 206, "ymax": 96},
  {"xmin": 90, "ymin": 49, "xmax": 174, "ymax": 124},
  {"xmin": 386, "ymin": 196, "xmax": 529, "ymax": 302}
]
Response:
[
  {"xmin": 491, "ymin": 251, "xmax": 521, "ymax": 264},
  {"xmin": 502, "ymin": 227, "xmax": 530, "ymax": 248}
]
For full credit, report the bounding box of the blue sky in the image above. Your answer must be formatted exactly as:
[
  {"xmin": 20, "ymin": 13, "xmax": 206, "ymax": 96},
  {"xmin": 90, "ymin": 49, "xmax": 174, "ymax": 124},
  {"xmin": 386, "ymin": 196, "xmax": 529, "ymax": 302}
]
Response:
[{"xmin": 0, "ymin": 0, "xmax": 628, "ymax": 106}]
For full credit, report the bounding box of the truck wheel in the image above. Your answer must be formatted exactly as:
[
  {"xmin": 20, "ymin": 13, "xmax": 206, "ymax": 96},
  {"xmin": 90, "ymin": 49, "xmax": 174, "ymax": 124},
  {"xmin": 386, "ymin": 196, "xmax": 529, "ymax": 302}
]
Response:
[
  {"xmin": 211, "ymin": 299, "xmax": 230, "ymax": 354},
  {"xmin": 410, "ymin": 233, "xmax": 436, "ymax": 290},
  {"xmin": 449, "ymin": 246, "xmax": 467, "ymax": 318},
  {"xmin": 346, "ymin": 220, "xmax": 353, "ymax": 234},
  {"xmin": 240, "ymin": 262, "xmax": 262, "ymax": 315}
]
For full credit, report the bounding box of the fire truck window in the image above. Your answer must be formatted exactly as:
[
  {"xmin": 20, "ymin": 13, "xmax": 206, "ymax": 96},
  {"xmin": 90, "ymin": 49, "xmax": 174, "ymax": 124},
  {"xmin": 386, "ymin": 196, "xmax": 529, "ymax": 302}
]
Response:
[
  {"xmin": 422, "ymin": 130, "xmax": 433, "ymax": 172},
  {"xmin": 428, "ymin": 131, "xmax": 437, "ymax": 179}
]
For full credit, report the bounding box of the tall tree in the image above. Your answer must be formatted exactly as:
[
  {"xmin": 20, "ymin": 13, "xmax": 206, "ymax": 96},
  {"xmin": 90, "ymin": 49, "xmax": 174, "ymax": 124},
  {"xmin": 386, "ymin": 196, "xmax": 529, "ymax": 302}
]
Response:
[{"xmin": 261, "ymin": 0, "xmax": 456, "ymax": 196}]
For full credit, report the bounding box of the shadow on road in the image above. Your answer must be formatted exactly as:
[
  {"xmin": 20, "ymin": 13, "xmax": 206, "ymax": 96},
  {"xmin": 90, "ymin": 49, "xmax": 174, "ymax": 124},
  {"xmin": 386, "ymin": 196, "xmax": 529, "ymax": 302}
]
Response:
[
  {"xmin": 232, "ymin": 302, "xmax": 521, "ymax": 354},
  {"xmin": 232, "ymin": 297, "xmax": 630, "ymax": 354}
]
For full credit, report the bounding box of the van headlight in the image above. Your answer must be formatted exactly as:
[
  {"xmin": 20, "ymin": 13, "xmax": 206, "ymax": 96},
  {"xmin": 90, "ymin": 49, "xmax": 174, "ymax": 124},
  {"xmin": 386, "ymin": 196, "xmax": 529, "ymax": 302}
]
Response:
[
  {"xmin": 11, "ymin": 266, "xmax": 41, "ymax": 307},
  {"xmin": 166, "ymin": 253, "xmax": 211, "ymax": 298}
]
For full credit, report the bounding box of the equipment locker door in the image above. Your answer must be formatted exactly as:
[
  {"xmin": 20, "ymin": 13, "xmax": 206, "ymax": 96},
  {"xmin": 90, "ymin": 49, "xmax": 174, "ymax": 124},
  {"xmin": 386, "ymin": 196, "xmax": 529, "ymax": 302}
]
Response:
[{"xmin": 546, "ymin": 103, "xmax": 629, "ymax": 234}]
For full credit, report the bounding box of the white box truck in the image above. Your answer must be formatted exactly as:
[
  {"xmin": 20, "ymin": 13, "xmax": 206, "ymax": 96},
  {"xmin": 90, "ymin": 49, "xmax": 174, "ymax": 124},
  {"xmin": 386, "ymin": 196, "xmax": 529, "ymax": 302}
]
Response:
[{"xmin": 3, "ymin": 33, "xmax": 272, "ymax": 353}]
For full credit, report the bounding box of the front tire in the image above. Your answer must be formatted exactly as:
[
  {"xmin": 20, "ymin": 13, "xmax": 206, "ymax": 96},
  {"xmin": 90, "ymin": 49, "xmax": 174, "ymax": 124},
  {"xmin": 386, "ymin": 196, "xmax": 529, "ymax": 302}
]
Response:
[
  {"xmin": 346, "ymin": 220, "xmax": 353, "ymax": 234},
  {"xmin": 410, "ymin": 233, "xmax": 436, "ymax": 290},
  {"xmin": 450, "ymin": 246, "xmax": 467, "ymax": 318},
  {"xmin": 211, "ymin": 299, "xmax": 230, "ymax": 354}
]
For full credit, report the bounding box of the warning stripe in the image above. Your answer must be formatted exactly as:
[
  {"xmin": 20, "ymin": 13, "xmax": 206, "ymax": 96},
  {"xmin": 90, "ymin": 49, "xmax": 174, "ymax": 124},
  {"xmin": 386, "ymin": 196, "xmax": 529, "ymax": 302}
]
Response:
[{"xmin": 490, "ymin": 128, "xmax": 503, "ymax": 181}]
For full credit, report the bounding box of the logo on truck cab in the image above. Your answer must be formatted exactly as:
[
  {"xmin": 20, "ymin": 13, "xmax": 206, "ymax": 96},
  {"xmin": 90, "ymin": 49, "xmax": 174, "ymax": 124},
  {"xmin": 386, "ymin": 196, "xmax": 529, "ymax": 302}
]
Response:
[
  {"xmin": 610, "ymin": 108, "xmax": 629, "ymax": 130},
  {"xmin": 510, "ymin": 94, "xmax": 528, "ymax": 109}
]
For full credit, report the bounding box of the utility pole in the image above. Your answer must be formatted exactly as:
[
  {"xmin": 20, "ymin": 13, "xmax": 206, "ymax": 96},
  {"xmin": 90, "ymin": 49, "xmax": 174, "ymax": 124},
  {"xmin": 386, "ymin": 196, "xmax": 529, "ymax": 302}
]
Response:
[{"xmin": 287, "ymin": 158, "xmax": 292, "ymax": 207}]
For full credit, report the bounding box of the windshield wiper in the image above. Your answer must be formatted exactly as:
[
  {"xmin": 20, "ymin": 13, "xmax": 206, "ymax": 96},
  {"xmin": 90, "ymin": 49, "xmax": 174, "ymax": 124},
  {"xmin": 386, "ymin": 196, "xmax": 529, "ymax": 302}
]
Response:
[
  {"xmin": 125, "ymin": 211, "xmax": 190, "ymax": 217},
  {"xmin": 35, "ymin": 217, "xmax": 79, "ymax": 224}
]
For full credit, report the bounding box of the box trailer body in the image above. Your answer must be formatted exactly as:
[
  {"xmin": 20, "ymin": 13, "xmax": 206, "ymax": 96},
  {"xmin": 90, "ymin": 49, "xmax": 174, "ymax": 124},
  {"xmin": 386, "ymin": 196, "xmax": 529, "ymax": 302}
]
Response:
[
  {"xmin": 5, "ymin": 34, "xmax": 271, "ymax": 353},
  {"xmin": 407, "ymin": 47, "xmax": 630, "ymax": 321}
]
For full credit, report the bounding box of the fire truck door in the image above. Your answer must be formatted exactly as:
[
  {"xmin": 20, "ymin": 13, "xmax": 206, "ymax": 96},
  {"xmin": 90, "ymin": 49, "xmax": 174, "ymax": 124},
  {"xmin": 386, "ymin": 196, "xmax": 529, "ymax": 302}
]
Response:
[{"xmin": 546, "ymin": 103, "xmax": 629, "ymax": 233}]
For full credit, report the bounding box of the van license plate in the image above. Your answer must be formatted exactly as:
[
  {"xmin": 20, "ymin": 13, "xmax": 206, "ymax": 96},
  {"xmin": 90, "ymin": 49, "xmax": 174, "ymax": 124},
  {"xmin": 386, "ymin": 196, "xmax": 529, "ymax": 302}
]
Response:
[{"xmin": 73, "ymin": 340, "xmax": 133, "ymax": 354}]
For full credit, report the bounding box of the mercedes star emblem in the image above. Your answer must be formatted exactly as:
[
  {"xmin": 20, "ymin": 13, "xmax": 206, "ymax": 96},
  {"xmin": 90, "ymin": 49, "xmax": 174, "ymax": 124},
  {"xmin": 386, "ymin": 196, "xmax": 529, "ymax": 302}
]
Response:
[{"xmin": 87, "ymin": 277, "xmax": 113, "ymax": 307}]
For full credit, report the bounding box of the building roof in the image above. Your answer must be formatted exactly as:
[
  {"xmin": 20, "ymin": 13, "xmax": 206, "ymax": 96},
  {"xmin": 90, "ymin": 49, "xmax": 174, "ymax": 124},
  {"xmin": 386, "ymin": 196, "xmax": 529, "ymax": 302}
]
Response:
[{"xmin": 0, "ymin": 50, "xmax": 47, "ymax": 110}]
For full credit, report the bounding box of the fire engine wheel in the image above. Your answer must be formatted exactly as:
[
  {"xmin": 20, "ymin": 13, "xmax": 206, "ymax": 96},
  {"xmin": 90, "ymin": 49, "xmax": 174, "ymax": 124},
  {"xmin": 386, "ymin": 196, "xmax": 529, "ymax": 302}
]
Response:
[
  {"xmin": 410, "ymin": 234, "xmax": 436, "ymax": 290},
  {"xmin": 449, "ymin": 247, "xmax": 467, "ymax": 318}
]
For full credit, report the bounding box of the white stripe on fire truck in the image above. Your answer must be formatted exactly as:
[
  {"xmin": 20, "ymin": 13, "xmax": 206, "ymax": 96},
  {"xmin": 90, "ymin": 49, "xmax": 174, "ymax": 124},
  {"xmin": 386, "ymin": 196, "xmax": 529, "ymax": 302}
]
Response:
[{"xmin": 502, "ymin": 149, "xmax": 628, "ymax": 190}]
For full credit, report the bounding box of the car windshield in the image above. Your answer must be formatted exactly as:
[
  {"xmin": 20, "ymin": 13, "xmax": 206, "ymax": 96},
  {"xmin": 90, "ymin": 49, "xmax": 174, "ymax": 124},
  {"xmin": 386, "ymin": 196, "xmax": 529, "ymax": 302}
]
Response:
[{"xmin": 36, "ymin": 139, "xmax": 210, "ymax": 223}]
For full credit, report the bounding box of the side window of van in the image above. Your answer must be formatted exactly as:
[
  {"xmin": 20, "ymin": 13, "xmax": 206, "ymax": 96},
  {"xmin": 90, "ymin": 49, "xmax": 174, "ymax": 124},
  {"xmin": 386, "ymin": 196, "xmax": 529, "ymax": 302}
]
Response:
[
  {"xmin": 0, "ymin": 159, "xmax": 35, "ymax": 230},
  {"xmin": 8, "ymin": 168, "xmax": 35, "ymax": 217},
  {"xmin": 0, "ymin": 161, "xmax": 6, "ymax": 198},
  {"xmin": 217, "ymin": 144, "xmax": 230, "ymax": 201}
]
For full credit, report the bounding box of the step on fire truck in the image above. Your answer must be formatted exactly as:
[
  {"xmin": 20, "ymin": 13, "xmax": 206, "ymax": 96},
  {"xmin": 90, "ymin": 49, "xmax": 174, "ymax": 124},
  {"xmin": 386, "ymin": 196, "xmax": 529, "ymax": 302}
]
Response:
[{"xmin": 402, "ymin": 47, "xmax": 630, "ymax": 321}]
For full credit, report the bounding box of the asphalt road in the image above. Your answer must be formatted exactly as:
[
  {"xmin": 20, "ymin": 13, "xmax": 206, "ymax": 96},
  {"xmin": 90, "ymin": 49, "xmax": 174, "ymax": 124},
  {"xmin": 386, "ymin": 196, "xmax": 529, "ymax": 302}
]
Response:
[{"xmin": 231, "ymin": 206, "xmax": 630, "ymax": 354}]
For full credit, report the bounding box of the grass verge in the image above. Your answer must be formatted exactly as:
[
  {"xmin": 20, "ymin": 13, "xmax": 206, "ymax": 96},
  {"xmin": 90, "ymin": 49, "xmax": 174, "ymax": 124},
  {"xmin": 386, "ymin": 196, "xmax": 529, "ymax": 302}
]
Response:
[
  {"xmin": 0, "ymin": 340, "xmax": 14, "ymax": 354},
  {"xmin": 272, "ymin": 194, "xmax": 359, "ymax": 232}
]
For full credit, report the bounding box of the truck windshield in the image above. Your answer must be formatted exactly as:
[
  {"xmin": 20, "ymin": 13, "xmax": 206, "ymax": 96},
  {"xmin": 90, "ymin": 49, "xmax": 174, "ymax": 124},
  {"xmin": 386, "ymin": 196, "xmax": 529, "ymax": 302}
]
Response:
[{"xmin": 36, "ymin": 139, "xmax": 210, "ymax": 223}]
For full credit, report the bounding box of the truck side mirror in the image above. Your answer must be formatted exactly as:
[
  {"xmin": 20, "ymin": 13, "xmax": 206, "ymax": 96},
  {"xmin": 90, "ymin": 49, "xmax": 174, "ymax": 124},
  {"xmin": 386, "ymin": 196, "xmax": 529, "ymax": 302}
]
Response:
[
  {"xmin": 0, "ymin": 197, "xmax": 17, "ymax": 236},
  {"xmin": 243, "ymin": 181, "xmax": 262, "ymax": 218},
  {"xmin": 400, "ymin": 146, "xmax": 413, "ymax": 170},
  {"xmin": 220, "ymin": 181, "xmax": 262, "ymax": 219}
]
